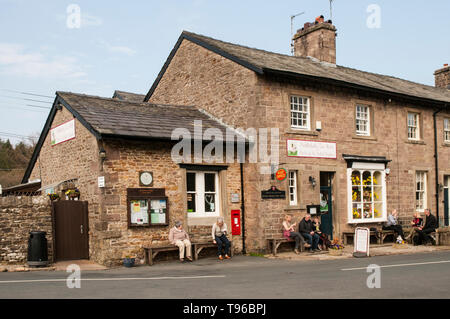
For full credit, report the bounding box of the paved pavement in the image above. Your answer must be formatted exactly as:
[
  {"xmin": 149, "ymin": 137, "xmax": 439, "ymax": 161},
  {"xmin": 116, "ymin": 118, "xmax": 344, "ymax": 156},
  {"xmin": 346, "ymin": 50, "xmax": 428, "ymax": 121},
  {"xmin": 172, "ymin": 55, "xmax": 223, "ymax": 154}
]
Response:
[{"xmin": 0, "ymin": 250, "xmax": 450, "ymax": 299}]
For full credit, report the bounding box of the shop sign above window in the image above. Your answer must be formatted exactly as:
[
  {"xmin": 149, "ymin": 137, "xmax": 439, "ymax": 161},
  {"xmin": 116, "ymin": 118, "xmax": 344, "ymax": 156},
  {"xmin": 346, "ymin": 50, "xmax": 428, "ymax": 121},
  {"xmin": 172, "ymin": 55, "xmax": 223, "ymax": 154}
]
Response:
[{"xmin": 287, "ymin": 139, "xmax": 336, "ymax": 159}]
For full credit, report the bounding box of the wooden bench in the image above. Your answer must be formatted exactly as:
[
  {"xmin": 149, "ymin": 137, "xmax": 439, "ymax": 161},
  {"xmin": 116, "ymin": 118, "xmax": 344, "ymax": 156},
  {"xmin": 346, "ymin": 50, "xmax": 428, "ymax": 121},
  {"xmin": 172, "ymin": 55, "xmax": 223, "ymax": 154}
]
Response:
[
  {"xmin": 342, "ymin": 231, "xmax": 379, "ymax": 245},
  {"xmin": 144, "ymin": 241, "xmax": 233, "ymax": 266},
  {"xmin": 267, "ymin": 237, "xmax": 304, "ymax": 256},
  {"xmin": 143, "ymin": 245, "xmax": 180, "ymax": 266},
  {"xmin": 379, "ymin": 230, "xmax": 396, "ymax": 244},
  {"xmin": 194, "ymin": 241, "xmax": 233, "ymax": 261}
]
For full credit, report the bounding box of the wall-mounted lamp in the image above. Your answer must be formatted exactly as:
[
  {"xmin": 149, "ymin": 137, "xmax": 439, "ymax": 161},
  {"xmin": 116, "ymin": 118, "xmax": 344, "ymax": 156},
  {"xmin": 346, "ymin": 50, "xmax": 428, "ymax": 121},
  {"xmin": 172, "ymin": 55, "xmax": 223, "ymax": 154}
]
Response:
[
  {"xmin": 99, "ymin": 147, "xmax": 106, "ymax": 160},
  {"xmin": 309, "ymin": 176, "xmax": 316, "ymax": 188}
]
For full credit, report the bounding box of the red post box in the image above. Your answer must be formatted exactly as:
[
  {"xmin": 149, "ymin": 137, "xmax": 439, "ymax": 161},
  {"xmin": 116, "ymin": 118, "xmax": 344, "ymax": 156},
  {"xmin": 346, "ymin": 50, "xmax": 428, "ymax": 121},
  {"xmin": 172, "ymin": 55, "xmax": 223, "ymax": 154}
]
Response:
[{"xmin": 231, "ymin": 210, "xmax": 241, "ymax": 235}]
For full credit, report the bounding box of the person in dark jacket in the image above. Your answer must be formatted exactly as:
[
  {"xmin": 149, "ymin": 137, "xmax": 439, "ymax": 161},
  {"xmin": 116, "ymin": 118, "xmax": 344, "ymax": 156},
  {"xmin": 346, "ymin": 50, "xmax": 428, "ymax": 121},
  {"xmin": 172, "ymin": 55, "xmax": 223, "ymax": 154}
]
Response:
[
  {"xmin": 299, "ymin": 213, "xmax": 320, "ymax": 252},
  {"xmin": 414, "ymin": 209, "xmax": 438, "ymax": 245}
]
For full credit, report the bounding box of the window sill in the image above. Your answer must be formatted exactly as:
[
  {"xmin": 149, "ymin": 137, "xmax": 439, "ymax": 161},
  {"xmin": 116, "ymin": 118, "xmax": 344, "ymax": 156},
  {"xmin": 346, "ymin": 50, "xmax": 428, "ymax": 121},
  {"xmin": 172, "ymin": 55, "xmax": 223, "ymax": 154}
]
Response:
[
  {"xmin": 442, "ymin": 142, "xmax": 450, "ymax": 147},
  {"xmin": 405, "ymin": 139, "xmax": 426, "ymax": 145},
  {"xmin": 286, "ymin": 129, "xmax": 319, "ymax": 136},
  {"xmin": 187, "ymin": 216, "xmax": 220, "ymax": 226},
  {"xmin": 352, "ymin": 135, "xmax": 377, "ymax": 141}
]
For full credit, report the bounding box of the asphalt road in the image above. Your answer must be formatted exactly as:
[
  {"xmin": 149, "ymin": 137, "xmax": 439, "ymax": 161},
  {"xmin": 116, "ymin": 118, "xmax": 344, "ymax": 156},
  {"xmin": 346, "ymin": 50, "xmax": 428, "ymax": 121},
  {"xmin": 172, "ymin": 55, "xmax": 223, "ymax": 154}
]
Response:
[{"xmin": 1, "ymin": 251, "xmax": 450, "ymax": 299}]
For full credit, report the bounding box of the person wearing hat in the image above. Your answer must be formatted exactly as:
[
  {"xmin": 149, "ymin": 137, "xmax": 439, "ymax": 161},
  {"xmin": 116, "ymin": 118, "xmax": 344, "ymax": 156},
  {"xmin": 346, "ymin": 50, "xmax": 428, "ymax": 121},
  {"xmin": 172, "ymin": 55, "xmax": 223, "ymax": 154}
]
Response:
[{"xmin": 169, "ymin": 221, "xmax": 193, "ymax": 262}]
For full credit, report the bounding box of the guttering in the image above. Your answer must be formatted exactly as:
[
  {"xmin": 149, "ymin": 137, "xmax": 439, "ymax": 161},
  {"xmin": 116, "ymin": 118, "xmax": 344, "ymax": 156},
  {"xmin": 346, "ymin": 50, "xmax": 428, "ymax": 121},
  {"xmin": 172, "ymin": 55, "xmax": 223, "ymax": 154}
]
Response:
[
  {"xmin": 433, "ymin": 106, "xmax": 445, "ymax": 225},
  {"xmin": 240, "ymin": 162, "xmax": 246, "ymax": 255}
]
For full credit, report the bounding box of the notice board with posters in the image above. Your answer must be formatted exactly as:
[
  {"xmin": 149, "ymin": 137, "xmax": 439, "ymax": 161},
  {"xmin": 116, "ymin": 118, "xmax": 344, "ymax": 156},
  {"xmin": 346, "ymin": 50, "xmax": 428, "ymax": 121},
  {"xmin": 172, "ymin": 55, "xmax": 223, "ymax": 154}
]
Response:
[{"xmin": 127, "ymin": 188, "xmax": 168, "ymax": 227}]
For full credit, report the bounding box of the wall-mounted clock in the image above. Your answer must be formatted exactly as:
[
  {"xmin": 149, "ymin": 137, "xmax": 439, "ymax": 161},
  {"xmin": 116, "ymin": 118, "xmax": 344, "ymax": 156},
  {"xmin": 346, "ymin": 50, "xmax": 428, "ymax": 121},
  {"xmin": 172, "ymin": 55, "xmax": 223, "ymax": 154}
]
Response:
[{"xmin": 139, "ymin": 171, "xmax": 153, "ymax": 186}]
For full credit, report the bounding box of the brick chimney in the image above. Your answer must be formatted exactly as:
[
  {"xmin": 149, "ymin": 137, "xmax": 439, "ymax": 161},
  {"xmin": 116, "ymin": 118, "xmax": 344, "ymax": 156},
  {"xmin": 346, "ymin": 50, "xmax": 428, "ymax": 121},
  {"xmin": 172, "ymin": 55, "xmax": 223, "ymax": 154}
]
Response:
[
  {"xmin": 292, "ymin": 16, "xmax": 337, "ymax": 64},
  {"xmin": 434, "ymin": 64, "xmax": 450, "ymax": 89}
]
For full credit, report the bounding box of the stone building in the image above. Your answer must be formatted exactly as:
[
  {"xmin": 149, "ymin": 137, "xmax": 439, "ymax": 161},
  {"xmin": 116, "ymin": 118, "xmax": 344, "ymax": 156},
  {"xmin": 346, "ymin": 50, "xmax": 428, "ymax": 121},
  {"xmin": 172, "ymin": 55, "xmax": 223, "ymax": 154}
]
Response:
[{"xmin": 22, "ymin": 19, "xmax": 450, "ymax": 264}]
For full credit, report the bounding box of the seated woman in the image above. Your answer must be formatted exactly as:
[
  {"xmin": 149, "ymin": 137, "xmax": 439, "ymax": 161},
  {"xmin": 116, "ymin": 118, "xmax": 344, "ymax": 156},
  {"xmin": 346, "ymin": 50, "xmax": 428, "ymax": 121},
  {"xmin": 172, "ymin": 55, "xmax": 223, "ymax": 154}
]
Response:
[
  {"xmin": 282, "ymin": 214, "xmax": 310, "ymax": 254},
  {"xmin": 382, "ymin": 209, "xmax": 405, "ymax": 243},
  {"xmin": 312, "ymin": 215, "xmax": 330, "ymax": 250},
  {"xmin": 169, "ymin": 221, "xmax": 193, "ymax": 262},
  {"xmin": 212, "ymin": 217, "xmax": 231, "ymax": 260},
  {"xmin": 405, "ymin": 212, "xmax": 423, "ymax": 242}
]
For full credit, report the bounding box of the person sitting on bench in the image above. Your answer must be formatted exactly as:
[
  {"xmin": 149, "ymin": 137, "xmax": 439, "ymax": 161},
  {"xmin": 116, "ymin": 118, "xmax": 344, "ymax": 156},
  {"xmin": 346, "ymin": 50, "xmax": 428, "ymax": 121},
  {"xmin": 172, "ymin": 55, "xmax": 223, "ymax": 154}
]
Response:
[
  {"xmin": 169, "ymin": 221, "xmax": 193, "ymax": 262},
  {"xmin": 282, "ymin": 214, "xmax": 310, "ymax": 254},
  {"xmin": 299, "ymin": 213, "xmax": 320, "ymax": 253},
  {"xmin": 405, "ymin": 212, "xmax": 423, "ymax": 242},
  {"xmin": 212, "ymin": 217, "xmax": 231, "ymax": 260},
  {"xmin": 382, "ymin": 209, "xmax": 405, "ymax": 243},
  {"xmin": 414, "ymin": 209, "xmax": 438, "ymax": 246}
]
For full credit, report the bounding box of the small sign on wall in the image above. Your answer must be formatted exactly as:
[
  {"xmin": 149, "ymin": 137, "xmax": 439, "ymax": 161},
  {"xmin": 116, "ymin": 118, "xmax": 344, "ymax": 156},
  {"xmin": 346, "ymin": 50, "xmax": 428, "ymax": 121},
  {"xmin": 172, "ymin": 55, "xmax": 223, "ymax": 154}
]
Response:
[
  {"xmin": 231, "ymin": 193, "xmax": 240, "ymax": 203},
  {"xmin": 50, "ymin": 119, "xmax": 76, "ymax": 146},
  {"xmin": 98, "ymin": 176, "xmax": 105, "ymax": 188}
]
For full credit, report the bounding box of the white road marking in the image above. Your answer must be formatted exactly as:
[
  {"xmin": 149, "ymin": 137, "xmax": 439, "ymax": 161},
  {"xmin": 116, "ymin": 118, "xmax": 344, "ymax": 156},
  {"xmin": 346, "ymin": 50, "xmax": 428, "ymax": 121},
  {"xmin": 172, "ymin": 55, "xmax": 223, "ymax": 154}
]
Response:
[
  {"xmin": 0, "ymin": 275, "xmax": 226, "ymax": 284},
  {"xmin": 341, "ymin": 260, "xmax": 450, "ymax": 271}
]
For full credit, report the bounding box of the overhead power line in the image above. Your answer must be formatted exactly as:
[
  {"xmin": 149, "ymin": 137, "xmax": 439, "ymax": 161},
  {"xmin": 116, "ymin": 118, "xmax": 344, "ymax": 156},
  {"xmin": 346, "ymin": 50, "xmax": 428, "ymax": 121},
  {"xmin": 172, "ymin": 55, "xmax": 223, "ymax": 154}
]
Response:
[
  {"xmin": 0, "ymin": 88, "xmax": 54, "ymax": 99},
  {"xmin": 0, "ymin": 94, "xmax": 53, "ymax": 104},
  {"xmin": 0, "ymin": 131, "xmax": 39, "ymax": 139},
  {"xmin": 0, "ymin": 104, "xmax": 48, "ymax": 112}
]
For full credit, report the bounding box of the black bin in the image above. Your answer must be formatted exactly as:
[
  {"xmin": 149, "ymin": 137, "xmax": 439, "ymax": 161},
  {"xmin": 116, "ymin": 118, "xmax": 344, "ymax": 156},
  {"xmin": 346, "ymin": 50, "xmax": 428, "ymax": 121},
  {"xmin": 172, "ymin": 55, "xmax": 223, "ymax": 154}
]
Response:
[{"xmin": 27, "ymin": 231, "xmax": 48, "ymax": 267}]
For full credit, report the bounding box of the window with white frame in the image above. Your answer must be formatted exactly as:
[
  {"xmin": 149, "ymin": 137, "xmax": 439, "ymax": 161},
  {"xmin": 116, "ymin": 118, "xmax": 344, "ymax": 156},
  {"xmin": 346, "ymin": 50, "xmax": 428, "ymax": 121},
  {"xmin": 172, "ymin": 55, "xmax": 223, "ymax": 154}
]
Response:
[
  {"xmin": 408, "ymin": 112, "xmax": 420, "ymax": 140},
  {"xmin": 348, "ymin": 164, "xmax": 387, "ymax": 223},
  {"xmin": 355, "ymin": 105, "xmax": 370, "ymax": 136},
  {"xmin": 186, "ymin": 171, "xmax": 220, "ymax": 217},
  {"xmin": 415, "ymin": 171, "xmax": 427, "ymax": 211},
  {"xmin": 290, "ymin": 96, "xmax": 310, "ymax": 130},
  {"xmin": 444, "ymin": 119, "xmax": 450, "ymax": 143},
  {"xmin": 288, "ymin": 170, "xmax": 298, "ymax": 206}
]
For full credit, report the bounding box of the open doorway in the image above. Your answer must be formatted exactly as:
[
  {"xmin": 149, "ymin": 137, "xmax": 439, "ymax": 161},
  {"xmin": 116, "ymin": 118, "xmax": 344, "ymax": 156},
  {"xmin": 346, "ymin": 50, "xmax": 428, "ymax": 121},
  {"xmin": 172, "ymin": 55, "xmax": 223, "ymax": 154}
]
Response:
[{"xmin": 320, "ymin": 172, "xmax": 334, "ymax": 240}]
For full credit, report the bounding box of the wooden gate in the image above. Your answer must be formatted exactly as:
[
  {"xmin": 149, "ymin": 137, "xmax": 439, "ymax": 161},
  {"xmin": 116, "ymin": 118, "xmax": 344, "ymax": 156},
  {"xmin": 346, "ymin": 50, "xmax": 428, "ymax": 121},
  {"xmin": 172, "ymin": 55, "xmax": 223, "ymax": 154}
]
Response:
[{"xmin": 52, "ymin": 201, "xmax": 89, "ymax": 261}]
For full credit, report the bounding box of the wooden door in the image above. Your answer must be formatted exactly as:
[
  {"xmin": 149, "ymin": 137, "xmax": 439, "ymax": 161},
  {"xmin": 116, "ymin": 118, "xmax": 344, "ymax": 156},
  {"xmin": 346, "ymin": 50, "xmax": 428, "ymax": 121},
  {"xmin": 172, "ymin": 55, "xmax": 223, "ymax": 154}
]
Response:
[{"xmin": 52, "ymin": 201, "xmax": 89, "ymax": 261}]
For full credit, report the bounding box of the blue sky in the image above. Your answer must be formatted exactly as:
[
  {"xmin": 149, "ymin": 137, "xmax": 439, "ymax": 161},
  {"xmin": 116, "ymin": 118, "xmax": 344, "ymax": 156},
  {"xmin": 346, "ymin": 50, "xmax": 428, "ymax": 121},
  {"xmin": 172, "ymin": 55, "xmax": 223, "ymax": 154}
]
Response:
[{"xmin": 0, "ymin": 0, "xmax": 449, "ymax": 144}]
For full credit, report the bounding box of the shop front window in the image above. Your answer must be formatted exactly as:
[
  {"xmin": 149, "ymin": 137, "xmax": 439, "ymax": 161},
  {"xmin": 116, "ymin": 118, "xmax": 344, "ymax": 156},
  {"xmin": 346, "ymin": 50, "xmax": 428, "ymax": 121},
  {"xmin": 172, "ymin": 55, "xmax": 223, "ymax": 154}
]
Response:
[{"xmin": 348, "ymin": 167, "xmax": 386, "ymax": 223}]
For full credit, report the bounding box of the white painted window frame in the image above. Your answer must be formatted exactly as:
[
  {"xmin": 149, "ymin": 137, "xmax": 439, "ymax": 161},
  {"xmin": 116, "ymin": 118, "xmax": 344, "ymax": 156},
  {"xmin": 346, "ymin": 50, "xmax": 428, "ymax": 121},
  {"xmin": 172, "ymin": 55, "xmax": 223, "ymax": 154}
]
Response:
[
  {"xmin": 415, "ymin": 171, "xmax": 427, "ymax": 212},
  {"xmin": 408, "ymin": 112, "xmax": 420, "ymax": 140},
  {"xmin": 186, "ymin": 171, "xmax": 220, "ymax": 218},
  {"xmin": 290, "ymin": 96, "xmax": 310, "ymax": 130},
  {"xmin": 355, "ymin": 104, "xmax": 370, "ymax": 136},
  {"xmin": 288, "ymin": 170, "xmax": 298, "ymax": 206},
  {"xmin": 347, "ymin": 162, "xmax": 387, "ymax": 224},
  {"xmin": 444, "ymin": 118, "xmax": 450, "ymax": 143}
]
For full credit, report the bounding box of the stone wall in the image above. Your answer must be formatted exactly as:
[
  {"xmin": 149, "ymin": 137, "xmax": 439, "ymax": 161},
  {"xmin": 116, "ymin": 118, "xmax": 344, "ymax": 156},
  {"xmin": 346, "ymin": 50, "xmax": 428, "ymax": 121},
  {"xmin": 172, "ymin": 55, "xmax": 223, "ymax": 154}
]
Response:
[{"xmin": 0, "ymin": 196, "xmax": 52, "ymax": 264}]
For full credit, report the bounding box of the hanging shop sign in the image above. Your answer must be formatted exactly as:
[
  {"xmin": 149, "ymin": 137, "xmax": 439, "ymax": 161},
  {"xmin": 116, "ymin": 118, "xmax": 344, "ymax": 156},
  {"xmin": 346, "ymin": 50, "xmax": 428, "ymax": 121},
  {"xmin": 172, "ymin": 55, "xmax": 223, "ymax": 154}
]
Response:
[
  {"xmin": 261, "ymin": 186, "xmax": 286, "ymax": 199},
  {"xmin": 275, "ymin": 168, "xmax": 287, "ymax": 181},
  {"xmin": 50, "ymin": 119, "xmax": 76, "ymax": 146},
  {"xmin": 287, "ymin": 139, "xmax": 337, "ymax": 159}
]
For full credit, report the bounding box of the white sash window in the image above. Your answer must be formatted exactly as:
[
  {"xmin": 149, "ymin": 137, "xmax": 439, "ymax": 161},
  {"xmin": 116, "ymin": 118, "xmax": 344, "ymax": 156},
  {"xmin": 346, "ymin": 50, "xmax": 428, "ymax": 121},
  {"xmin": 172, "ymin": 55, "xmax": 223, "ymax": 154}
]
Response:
[{"xmin": 186, "ymin": 171, "xmax": 220, "ymax": 217}]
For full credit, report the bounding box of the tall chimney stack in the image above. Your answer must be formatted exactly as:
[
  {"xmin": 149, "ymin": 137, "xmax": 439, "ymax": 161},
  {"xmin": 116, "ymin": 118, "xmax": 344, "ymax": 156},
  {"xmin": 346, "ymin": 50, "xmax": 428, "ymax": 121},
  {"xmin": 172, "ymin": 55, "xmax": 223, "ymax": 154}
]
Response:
[
  {"xmin": 434, "ymin": 64, "xmax": 450, "ymax": 89},
  {"xmin": 292, "ymin": 15, "xmax": 337, "ymax": 64}
]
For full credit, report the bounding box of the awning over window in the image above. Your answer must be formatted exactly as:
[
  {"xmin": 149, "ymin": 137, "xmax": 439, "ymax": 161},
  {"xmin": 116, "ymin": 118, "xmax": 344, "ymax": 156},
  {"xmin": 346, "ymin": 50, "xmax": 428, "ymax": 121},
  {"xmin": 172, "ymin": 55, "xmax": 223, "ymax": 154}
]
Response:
[{"xmin": 343, "ymin": 154, "xmax": 391, "ymax": 168}]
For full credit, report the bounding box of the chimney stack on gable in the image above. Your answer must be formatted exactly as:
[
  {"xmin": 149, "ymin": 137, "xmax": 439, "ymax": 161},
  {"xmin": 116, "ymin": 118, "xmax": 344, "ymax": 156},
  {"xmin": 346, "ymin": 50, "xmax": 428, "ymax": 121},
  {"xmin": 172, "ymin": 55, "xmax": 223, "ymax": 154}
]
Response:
[
  {"xmin": 292, "ymin": 15, "xmax": 337, "ymax": 64},
  {"xmin": 434, "ymin": 64, "xmax": 450, "ymax": 89}
]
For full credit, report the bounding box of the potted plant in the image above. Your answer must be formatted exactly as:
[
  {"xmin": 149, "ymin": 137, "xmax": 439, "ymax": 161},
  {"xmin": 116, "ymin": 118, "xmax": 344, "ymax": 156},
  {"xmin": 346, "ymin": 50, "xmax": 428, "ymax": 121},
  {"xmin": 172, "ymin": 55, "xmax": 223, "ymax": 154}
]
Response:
[
  {"xmin": 328, "ymin": 239, "xmax": 345, "ymax": 256},
  {"xmin": 65, "ymin": 188, "xmax": 80, "ymax": 200},
  {"xmin": 123, "ymin": 256, "xmax": 135, "ymax": 268},
  {"xmin": 48, "ymin": 193, "xmax": 60, "ymax": 201}
]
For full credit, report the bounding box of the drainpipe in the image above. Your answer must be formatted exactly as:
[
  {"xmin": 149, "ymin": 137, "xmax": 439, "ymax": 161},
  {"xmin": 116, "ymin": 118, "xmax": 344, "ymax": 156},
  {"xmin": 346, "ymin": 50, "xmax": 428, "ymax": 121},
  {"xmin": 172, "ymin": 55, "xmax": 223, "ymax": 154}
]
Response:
[
  {"xmin": 240, "ymin": 163, "xmax": 246, "ymax": 254},
  {"xmin": 433, "ymin": 107, "xmax": 443, "ymax": 226}
]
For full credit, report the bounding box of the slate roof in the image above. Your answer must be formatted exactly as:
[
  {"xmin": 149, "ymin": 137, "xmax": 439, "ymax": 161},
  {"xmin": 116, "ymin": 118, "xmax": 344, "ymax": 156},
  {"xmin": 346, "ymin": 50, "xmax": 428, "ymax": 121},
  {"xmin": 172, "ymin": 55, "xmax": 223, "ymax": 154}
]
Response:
[
  {"xmin": 57, "ymin": 91, "xmax": 235, "ymax": 141},
  {"xmin": 145, "ymin": 30, "xmax": 450, "ymax": 105},
  {"xmin": 112, "ymin": 90, "xmax": 146, "ymax": 103}
]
